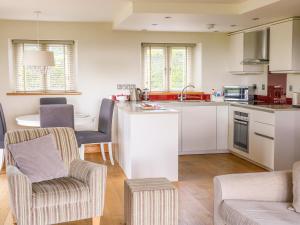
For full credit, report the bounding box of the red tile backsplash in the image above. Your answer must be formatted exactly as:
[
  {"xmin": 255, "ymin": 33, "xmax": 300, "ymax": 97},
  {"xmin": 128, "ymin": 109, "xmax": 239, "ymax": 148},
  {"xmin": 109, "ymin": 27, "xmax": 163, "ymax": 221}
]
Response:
[{"xmin": 148, "ymin": 92, "xmax": 211, "ymax": 101}]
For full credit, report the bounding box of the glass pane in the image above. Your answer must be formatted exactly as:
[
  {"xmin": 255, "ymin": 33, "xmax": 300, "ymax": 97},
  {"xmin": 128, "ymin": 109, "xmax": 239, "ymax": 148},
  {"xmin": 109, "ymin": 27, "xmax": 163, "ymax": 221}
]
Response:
[
  {"xmin": 170, "ymin": 47, "xmax": 187, "ymax": 91},
  {"xmin": 150, "ymin": 47, "xmax": 166, "ymax": 91},
  {"xmin": 24, "ymin": 44, "xmax": 44, "ymax": 91},
  {"xmin": 47, "ymin": 45, "xmax": 66, "ymax": 91}
]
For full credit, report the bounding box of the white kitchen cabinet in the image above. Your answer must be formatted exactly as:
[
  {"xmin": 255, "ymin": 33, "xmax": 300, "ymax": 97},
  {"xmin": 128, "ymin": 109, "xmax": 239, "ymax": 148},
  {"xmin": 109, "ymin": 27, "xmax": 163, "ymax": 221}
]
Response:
[
  {"xmin": 217, "ymin": 106, "xmax": 228, "ymax": 150},
  {"xmin": 181, "ymin": 106, "xmax": 217, "ymax": 153},
  {"xmin": 229, "ymin": 33, "xmax": 264, "ymax": 74},
  {"xmin": 270, "ymin": 19, "xmax": 300, "ymax": 73},
  {"xmin": 250, "ymin": 122, "xmax": 275, "ymax": 170}
]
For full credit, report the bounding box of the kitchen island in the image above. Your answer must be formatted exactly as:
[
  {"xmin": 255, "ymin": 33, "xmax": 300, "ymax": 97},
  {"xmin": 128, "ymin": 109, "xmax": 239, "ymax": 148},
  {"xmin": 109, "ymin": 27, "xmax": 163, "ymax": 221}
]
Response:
[{"xmin": 116, "ymin": 102, "xmax": 179, "ymax": 181}]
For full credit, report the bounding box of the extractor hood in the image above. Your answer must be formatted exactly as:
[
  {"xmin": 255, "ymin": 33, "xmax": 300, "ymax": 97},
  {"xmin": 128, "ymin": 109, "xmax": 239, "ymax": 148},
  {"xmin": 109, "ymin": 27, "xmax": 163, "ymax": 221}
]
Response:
[{"xmin": 242, "ymin": 28, "xmax": 270, "ymax": 65}]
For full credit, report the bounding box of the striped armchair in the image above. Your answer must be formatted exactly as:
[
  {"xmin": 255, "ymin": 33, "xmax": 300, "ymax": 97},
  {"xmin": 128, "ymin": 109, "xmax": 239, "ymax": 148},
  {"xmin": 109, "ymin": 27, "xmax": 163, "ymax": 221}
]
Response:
[{"xmin": 4, "ymin": 127, "xmax": 107, "ymax": 225}]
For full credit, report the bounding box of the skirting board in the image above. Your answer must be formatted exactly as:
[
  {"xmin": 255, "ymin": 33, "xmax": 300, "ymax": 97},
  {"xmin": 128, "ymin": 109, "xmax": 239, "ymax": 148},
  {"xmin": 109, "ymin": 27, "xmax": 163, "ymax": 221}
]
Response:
[
  {"xmin": 179, "ymin": 149, "xmax": 230, "ymax": 155},
  {"xmin": 230, "ymin": 150, "xmax": 272, "ymax": 171}
]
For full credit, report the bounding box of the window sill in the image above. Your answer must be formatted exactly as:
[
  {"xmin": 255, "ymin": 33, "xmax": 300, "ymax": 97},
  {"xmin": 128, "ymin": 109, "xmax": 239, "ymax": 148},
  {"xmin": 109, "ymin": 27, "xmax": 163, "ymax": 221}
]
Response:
[{"xmin": 6, "ymin": 91, "xmax": 82, "ymax": 96}]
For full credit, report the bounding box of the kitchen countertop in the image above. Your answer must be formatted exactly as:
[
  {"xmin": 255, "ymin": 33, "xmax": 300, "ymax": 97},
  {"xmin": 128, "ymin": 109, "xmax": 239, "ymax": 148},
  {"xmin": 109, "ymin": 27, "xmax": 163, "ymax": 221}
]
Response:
[
  {"xmin": 229, "ymin": 102, "xmax": 300, "ymax": 112},
  {"xmin": 117, "ymin": 100, "xmax": 300, "ymax": 113},
  {"xmin": 117, "ymin": 102, "xmax": 179, "ymax": 114}
]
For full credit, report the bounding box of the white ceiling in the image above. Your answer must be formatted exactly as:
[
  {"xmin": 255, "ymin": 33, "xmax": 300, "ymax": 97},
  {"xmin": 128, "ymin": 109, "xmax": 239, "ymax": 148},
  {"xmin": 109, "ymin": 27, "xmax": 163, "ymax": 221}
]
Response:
[{"xmin": 0, "ymin": 0, "xmax": 299, "ymax": 32}]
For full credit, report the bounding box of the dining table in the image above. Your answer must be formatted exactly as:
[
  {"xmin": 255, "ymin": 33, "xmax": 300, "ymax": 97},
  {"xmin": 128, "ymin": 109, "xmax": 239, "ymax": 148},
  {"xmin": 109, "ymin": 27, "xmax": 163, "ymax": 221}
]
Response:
[{"xmin": 16, "ymin": 113, "xmax": 96, "ymax": 131}]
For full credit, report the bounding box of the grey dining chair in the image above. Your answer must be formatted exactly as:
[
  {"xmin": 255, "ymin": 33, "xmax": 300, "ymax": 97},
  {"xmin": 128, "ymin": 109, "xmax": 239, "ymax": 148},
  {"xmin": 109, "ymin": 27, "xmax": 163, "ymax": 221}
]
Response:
[
  {"xmin": 40, "ymin": 104, "xmax": 74, "ymax": 128},
  {"xmin": 40, "ymin": 97, "xmax": 67, "ymax": 105},
  {"xmin": 0, "ymin": 103, "xmax": 7, "ymax": 172},
  {"xmin": 76, "ymin": 98, "xmax": 115, "ymax": 165}
]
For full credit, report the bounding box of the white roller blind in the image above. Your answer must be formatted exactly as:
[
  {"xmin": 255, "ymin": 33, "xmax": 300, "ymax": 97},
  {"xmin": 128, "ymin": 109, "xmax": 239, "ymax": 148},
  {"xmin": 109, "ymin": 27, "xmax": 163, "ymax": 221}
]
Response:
[
  {"xmin": 143, "ymin": 43, "xmax": 194, "ymax": 92},
  {"xmin": 12, "ymin": 40, "xmax": 76, "ymax": 92}
]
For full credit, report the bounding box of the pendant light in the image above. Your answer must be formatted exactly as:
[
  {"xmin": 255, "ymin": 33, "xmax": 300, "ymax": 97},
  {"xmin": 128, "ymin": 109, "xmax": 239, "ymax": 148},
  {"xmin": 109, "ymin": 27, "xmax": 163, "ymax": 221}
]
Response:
[{"xmin": 23, "ymin": 11, "xmax": 55, "ymax": 66}]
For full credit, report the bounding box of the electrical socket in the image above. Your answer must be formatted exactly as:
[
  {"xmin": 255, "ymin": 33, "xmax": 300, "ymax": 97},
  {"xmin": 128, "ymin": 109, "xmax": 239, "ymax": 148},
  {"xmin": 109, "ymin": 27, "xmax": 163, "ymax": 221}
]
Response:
[
  {"xmin": 262, "ymin": 84, "xmax": 265, "ymax": 91},
  {"xmin": 289, "ymin": 85, "xmax": 293, "ymax": 92}
]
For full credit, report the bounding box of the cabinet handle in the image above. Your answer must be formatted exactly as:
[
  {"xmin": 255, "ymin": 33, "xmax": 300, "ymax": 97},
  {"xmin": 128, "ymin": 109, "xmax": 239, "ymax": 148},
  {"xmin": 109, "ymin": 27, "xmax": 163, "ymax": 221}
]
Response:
[{"xmin": 254, "ymin": 132, "xmax": 274, "ymax": 140}]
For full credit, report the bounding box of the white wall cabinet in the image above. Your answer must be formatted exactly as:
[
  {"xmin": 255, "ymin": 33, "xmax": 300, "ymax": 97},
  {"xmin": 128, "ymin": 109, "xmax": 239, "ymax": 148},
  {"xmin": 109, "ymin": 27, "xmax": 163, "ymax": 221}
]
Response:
[
  {"xmin": 229, "ymin": 33, "xmax": 264, "ymax": 74},
  {"xmin": 181, "ymin": 106, "xmax": 217, "ymax": 153},
  {"xmin": 270, "ymin": 19, "xmax": 300, "ymax": 73}
]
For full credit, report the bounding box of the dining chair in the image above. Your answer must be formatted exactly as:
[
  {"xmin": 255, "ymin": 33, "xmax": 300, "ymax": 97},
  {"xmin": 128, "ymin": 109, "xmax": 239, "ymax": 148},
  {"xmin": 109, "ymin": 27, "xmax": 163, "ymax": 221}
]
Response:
[
  {"xmin": 40, "ymin": 104, "xmax": 74, "ymax": 128},
  {"xmin": 0, "ymin": 103, "xmax": 7, "ymax": 172},
  {"xmin": 40, "ymin": 97, "xmax": 67, "ymax": 105},
  {"xmin": 76, "ymin": 98, "xmax": 115, "ymax": 165}
]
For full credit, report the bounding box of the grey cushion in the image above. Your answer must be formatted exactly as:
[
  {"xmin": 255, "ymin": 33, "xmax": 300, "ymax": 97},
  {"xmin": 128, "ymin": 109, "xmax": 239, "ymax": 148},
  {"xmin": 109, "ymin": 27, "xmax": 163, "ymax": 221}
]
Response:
[
  {"xmin": 221, "ymin": 199, "xmax": 300, "ymax": 225},
  {"xmin": 293, "ymin": 161, "xmax": 300, "ymax": 212},
  {"xmin": 0, "ymin": 103, "xmax": 7, "ymax": 149},
  {"xmin": 75, "ymin": 131, "xmax": 110, "ymax": 146},
  {"xmin": 8, "ymin": 134, "xmax": 68, "ymax": 183},
  {"xmin": 40, "ymin": 104, "xmax": 74, "ymax": 128},
  {"xmin": 40, "ymin": 97, "xmax": 67, "ymax": 105}
]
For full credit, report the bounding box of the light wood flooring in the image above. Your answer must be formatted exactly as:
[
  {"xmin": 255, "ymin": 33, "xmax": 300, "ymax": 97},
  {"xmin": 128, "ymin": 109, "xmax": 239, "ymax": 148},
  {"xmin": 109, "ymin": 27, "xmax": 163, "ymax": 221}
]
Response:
[{"xmin": 0, "ymin": 153, "xmax": 265, "ymax": 225}]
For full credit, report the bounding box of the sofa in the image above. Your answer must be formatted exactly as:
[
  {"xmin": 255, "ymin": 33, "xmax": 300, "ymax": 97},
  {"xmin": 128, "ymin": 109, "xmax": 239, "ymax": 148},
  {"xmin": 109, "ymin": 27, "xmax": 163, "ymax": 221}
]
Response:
[{"xmin": 214, "ymin": 170, "xmax": 300, "ymax": 225}]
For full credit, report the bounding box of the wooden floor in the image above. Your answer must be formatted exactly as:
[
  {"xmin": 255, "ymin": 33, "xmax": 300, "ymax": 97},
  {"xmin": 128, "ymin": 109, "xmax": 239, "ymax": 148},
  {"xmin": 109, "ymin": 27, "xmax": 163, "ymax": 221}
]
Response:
[{"xmin": 0, "ymin": 153, "xmax": 265, "ymax": 225}]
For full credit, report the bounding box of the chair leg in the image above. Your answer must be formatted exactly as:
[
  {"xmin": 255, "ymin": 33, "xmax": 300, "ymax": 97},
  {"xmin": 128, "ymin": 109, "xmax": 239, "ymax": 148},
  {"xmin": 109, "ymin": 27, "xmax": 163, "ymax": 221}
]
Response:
[
  {"xmin": 79, "ymin": 144, "xmax": 85, "ymax": 160},
  {"xmin": 92, "ymin": 216, "xmax": 101, "ymax": 225},
  {"xmin": 108, "ymin": 142, "xmax": 114, "ymax": 165},
  {"xmin": 100, "ymin": 143, "xmax": 106, "ymax": 161}
]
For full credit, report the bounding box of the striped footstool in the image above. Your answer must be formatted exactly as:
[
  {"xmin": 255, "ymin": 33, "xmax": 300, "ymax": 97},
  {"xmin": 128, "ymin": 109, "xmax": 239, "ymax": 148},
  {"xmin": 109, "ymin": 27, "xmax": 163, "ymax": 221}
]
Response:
[{"xmin": 124, "ymin": 178, "xmax": 178, "ymax": 225}]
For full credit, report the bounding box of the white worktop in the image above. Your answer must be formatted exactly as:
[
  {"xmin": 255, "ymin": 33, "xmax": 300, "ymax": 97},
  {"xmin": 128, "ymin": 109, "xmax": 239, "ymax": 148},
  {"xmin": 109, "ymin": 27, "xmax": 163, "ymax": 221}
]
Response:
[{"xmin": 117, "ymin": 102, "xmax": 178, "ymax": 114}]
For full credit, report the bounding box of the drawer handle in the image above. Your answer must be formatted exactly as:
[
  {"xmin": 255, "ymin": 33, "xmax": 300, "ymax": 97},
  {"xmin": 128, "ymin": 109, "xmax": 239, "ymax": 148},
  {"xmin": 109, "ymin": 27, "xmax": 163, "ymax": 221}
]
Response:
[{"xmin": 254, "ymin": 132, "xmax": 274, "ymax": 140}]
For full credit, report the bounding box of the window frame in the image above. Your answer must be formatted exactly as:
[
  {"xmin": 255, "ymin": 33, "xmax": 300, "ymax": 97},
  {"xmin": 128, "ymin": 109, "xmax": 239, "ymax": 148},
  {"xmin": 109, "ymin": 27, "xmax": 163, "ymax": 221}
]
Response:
[
  {"xmin": 142, "ymin": 43, "xmax": 195, "ymax": 92},
  {"xmin": 9, "ymin": 39, "xmax": 78, "ymax": 95}
]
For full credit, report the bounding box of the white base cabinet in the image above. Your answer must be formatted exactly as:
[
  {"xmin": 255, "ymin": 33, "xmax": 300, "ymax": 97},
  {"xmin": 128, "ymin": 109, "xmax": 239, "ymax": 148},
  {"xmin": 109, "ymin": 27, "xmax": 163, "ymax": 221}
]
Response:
[
  {"xmin": 160, "ymin": 103, "xmax": 229, "ymax": 155},
  {"xmin": 181, "ymin": 106, "xmax": 217, "ymax": 153},
  {"xmin": 229, "ymin": 105, "xmax": 300, "ymax": 171}
]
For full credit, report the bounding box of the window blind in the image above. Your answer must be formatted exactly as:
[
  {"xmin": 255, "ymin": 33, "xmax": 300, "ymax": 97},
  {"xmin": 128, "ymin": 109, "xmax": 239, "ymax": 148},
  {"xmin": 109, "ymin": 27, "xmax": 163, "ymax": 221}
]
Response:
[
  {"xmin": 12, "ymin": 40, "xmax": 76, "ymax": 92},
  {"xmin": 143, "ymin": 43, "xmax": 194, "ymax": 92}
]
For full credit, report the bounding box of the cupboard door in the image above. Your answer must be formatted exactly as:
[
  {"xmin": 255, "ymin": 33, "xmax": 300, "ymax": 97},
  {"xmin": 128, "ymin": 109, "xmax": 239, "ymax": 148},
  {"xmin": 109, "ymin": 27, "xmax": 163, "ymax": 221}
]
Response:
[
  {"xmin": 250, "ymin": 122, "xmax": 275, "ymax": 170},
  {"xmin": 217, "ymin": 106, "xmax": 228, "ymax": 150},
  {"xmin": 229, "ymin": 33, "xmax": 244, "ymax": 72},
  {"xmin": 181, "ymin": 106, "xmax": 217, "ymax": 153},
  {"xmin": 270, "ymin": 21, "xmax": 293, "ymax": 72}
]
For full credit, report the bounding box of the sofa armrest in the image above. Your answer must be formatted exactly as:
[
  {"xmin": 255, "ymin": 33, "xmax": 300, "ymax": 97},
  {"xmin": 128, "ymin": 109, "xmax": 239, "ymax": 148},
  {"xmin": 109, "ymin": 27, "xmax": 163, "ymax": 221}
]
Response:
[
  {"xmin": 6, "ymin": 166, "xmax": 32, "ymax": 225},
  {"xmin": 213, "ymin": 171, "xmax": 292, "ymax": 225},
  {"xmin": 70, "ymin": 159, "xmax": 107, "ymax": 216}
]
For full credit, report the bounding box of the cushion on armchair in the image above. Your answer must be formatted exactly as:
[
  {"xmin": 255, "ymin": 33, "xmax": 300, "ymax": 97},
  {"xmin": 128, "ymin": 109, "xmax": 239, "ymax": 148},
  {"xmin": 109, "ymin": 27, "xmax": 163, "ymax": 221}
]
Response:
[
  {"xmin": 8, "ymin": 134, "xmax": 68, "ymax": 183},
  {"xmin": 293, "ymin": 161, "xmax": 300, "ymax": 212}
]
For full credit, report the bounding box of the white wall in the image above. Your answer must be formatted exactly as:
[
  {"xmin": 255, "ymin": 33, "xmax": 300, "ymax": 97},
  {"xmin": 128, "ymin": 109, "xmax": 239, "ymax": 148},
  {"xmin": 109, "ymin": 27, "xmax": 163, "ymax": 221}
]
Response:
[{"xmin": 0, "ymin": 20, "xmax": 266, "ymax": 130}]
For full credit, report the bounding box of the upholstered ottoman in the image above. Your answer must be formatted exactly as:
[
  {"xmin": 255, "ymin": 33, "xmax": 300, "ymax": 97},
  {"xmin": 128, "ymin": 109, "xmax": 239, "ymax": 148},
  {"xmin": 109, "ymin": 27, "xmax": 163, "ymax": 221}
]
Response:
[{"xmin": 124, "ymin": 178, "xmax": 178, "ymax": 225}]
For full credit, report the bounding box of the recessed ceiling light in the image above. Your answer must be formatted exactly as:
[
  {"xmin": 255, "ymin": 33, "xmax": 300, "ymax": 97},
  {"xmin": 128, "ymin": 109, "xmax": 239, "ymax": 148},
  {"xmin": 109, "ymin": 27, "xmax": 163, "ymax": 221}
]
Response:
[
  {"xmin": 165, "ymin": 16, "xmax": 172, "ymax": 19},
  {"xmin": 152, "ymin": 23, "xmax": 158, "ymax": 26},
  {"xmin": 252, "ymin": 18, "xmax": 260, "ymax": 21}
]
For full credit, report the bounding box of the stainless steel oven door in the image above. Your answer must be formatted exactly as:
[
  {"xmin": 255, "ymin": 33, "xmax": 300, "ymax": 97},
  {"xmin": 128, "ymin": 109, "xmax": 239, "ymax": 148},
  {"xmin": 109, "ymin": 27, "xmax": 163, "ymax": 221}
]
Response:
[{"xmin": 233, "ymin": 118, "xmax": 249, "ymax": 153}]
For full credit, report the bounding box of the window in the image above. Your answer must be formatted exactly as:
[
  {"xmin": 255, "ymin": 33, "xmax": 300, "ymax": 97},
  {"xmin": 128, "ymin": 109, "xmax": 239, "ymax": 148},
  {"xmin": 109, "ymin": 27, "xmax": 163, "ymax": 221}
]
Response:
[
  {"xmin": 142, "ymin": 43, "xmax": 195, "ymax": 92},
  {"xmin": 12, "ymin": 40, "xmax": 76, "ymax": 93}
]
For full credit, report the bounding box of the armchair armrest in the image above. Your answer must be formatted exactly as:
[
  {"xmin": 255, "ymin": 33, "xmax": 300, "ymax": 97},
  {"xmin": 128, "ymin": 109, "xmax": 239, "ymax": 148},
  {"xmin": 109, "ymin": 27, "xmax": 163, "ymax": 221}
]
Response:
[
  {"xmin": 6, "ymin": 166, "xmax": 32, "ymax": 225},
  {"xmin": 70, "ymin": 159, "xmax": 107, "ymax": 216},
  {"xmin": 213, "ymin": 171, "xmax": 292, "ymax": 225}
]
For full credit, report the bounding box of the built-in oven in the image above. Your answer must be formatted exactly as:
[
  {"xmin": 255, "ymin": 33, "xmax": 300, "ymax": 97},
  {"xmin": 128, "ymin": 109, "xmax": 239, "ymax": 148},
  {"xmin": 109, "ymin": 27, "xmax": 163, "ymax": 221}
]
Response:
[
  {"xmin": 233, "ymin": 111, "xmax": 249, "ymax": 153},
  {"xmin": 224, "ymin": 86, "xmax": 254, "ymax": 102}
]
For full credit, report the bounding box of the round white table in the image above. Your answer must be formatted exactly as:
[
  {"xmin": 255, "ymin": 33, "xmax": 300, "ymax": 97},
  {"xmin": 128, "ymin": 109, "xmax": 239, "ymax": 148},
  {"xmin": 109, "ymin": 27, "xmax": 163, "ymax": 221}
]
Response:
[{"xmin": 16, "ymin": 113, "xmax": 96, "ymax": 131}]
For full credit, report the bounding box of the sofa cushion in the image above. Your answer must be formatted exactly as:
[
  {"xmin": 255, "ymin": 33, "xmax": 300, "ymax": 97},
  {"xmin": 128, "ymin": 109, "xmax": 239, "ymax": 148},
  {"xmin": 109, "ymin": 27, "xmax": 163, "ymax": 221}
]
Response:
[
  {"xmin": 221, "ymin": 200, "xmax": 300, "ymax": 225},
  {"xmin": 293, "ymin": 161, "xmax": 300, "ymax": 212},
  {"xmin": 8, "ymin": 134, "xmax": 68, "ymax": 183},
  {"xmin": 32, "ymin": 177, "xmax": 90, "ymax": 208}
]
